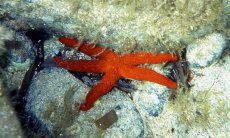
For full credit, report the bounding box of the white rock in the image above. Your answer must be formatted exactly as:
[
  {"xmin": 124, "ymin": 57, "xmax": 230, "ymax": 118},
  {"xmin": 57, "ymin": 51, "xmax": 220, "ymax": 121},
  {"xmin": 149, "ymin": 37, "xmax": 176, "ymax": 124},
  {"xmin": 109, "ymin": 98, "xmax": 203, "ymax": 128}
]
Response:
[
  {"xmin": 132, "ymin": 81, "xmax": 170, "ymax": 116},
  {"xmin": 187, "ymin": 33, "xmax": 227, "ymax": 68},
  {"xmin": 149, "ymin": 54, "xmax": 230, "ymax": 137}
]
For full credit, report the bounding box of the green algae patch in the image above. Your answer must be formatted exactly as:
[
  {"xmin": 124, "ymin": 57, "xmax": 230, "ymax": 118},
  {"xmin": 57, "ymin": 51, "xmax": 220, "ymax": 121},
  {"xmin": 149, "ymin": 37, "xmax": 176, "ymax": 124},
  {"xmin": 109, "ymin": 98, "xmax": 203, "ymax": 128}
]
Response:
[
  {"xmin": 65, "ymin": 0, "xmax": 227, "ymax": 52},
  {"xmin": 169, "ymin": 88, "xmax": 230, "ymax": 132}
]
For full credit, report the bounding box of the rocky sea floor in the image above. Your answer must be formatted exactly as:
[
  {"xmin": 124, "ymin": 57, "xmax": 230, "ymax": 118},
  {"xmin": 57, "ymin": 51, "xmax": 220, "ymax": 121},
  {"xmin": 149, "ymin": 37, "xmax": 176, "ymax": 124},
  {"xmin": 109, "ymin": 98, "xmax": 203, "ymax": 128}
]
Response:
[{"xmin": 0, "ymin": 0, "xmax": 229, "ymax": 137}]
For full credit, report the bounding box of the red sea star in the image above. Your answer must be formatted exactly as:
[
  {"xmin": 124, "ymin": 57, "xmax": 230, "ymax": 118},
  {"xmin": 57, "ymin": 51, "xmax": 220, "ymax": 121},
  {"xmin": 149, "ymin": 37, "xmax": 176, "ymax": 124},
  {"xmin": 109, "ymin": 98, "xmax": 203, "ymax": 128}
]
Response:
[{"xmin": 53, "ymin": 37, "xmax": 179, "ymax": 111}]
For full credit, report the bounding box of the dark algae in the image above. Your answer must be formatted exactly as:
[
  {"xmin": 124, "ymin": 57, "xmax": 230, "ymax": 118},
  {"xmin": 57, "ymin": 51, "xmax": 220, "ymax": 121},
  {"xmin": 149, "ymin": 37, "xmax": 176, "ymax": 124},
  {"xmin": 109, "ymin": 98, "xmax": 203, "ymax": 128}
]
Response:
[
  {"xmin": 19, "ymin": 29, "xmax": 50, "ymax": 96},
  {"xmin": 11, "ymin": 29, "xmax": 51, "ymax": 137}
]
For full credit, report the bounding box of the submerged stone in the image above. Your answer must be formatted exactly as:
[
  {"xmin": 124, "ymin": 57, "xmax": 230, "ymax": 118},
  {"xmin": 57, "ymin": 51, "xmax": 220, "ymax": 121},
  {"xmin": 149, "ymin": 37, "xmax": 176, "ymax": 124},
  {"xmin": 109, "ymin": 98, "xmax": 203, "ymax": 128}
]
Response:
[
  {"xmin": 187, "ymin": 33, "xmax": 227, "ymax": 68},
  {"xmin": 0, "ymin": 81, "xmax": 23, "ymax": 137}
]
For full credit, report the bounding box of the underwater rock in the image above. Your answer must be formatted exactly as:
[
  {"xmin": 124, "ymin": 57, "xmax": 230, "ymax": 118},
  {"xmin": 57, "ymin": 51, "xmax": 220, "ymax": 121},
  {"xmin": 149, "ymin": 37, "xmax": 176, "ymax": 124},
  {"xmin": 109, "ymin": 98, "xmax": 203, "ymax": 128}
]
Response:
[
  {"xmin": 0, "ymin": 25, "xmax": 14, "ymax": 68},
  {"xmin": 132, "ymin": 82, "xmax": 169, "ymax": 117},
  {"xmin": 131, "ymin": 64, "xmax": 173, "ymax": 117},
  {"xmin": 0, "ymin": 80, "xmax": 23, "ymax": 138},
  {"xmin": 19, "ymin": 29, "xmax": 50, "ymax": 97},
  {"xmin": 0, "ymin": 0, "xmax": 227, "ymax": 51},
  {"xmin": 186, "ymin": 33, "xmax": 227, "ymax": 68},
  {"xmin": 149, "ymin": 52, "xmax": 230, "ymax": 137},
  {"xmin": 4, "ymin": 31, "xmax": 35, "ymax": 91},
  {"xmin": 190, "ymin": 54, "xmax": 230, "ymax": 100},
  {"xmin": 25, "ymin": 67, "xmax": 144, "ymax": 137},
  {"xmin": 25, "ymin": 68, "xmax": 89, "ymax": 135},
  {"xmin": 95, "ymin": 109, "xmax": 118, "ymax": 130},
  {"xmin": 7, "ymin": 32, "xmax": 34, "ymax": 64},
  {"xmin": 0, "ymin": 25, "xmax": 14, "ymax": 56},
  {"xmin": 65, "ymin": 100, "xmax": 144, "ymax": 138},
  {"xmin": 0, "ymin": 25, "xmax": 33, "ymax": 93},
  {"xmin": 1, "ymin": 1, "xmax": 229, "ymax": 137},
  {"xmin": 104, "ymin": 103, "xmax": 144, "ymax": 137}
]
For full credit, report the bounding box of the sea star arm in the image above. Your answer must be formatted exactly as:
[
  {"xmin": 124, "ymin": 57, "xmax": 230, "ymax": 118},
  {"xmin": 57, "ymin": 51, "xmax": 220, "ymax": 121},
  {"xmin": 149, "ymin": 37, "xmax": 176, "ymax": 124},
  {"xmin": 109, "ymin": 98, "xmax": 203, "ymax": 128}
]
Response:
[
  {"xmin": 120, "ymin": 52, "xmax": 179, "ymax": 65},
  {"xmin": 53, "ymin": 56, "xmax": 107, "ymax": 73},
  {"xmin": 59, "ymin": 37, "xmax": 118, "ymax": 59},
  {"xmin": 80, "ymin": 70, "xmax": 120, "ymax": 111},
  {"xmin": 121, "ymin": 66, "xmax": 177, "ymax": 89}
]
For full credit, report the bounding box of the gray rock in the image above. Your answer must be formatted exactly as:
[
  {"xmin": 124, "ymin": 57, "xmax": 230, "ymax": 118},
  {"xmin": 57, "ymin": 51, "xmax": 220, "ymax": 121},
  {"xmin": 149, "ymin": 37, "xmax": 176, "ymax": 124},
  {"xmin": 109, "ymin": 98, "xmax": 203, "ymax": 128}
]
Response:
[
  {"xmin": 132, "ymin": 82, "xmax": 170, "ymax": 117},
  {"xmin": 25, "ymin": 67, "xmax": 89, "ymax": 134},
  {"xmin": 130, "ymin": 64, "xmax": 173, "ymax": 117},
  {"xmin": 104, "ymin": 103, "xmax": 144, "ymax": 138},
  {"xmin": 0, "ymin": 26, "xmax": 23, "ymax": 138},
  {"xmin": 25, "ymin": 67, "xmax": 144, "ymax": 137},
  {"xmin": 187, "ymin": 33, "xmax": 227, "ymax": 68},
  {"xmin": 0, "ymin": 25, "xmax": 14, "ymax": 54},
  {"xmin": 0, "ymin": 81, "xmax": 23, "ymax": 138},
  {"xmin": 4, "ymin": 31, "xmax": 34, "ymax": 91},
  {"xmin": 66, "ymin": 99, "xmax": 144, "ymax": 138}
]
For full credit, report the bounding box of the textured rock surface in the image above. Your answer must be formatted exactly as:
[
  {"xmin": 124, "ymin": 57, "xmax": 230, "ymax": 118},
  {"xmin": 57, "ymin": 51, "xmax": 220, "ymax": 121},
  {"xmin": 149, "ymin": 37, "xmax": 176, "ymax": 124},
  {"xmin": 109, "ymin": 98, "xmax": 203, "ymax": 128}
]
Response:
[
  {"xmin": 132, "ymin": 83, "xmax": 168, "ymax": 117},
  {"xmin": 0, "ymin": 25, "xmax": 23, "ymax": 138},
  {"xmin": 25, "ymin": 67, "xmax": 146, "ymax": 137},
  {"xmin": 66, "ymin": 101, "xmax": 144, "ymax": 137},
  {"xmin": 4, "ymin": 31, "xmax": 35, "ymax": 91},
  {"xmin": 23, "ymin": 34, "xmax": 230, "ymax": 137},
  {"xmin": 0, "ymin": 26, "xmax": 14, "ymax": 55},
  {"xmin": 0, "ymin": 0, "xmax": 227, "ymax": 52},
  {"xmin": 0, "ymin": 0, "xmax": 229, "ymax": 137},
  {"xmin": 148, "ymin": 48, "xmax": 230, "ymax": 137},
  {"xmin": 132, "ymin": 65, "xmax": 172, "ymax": 117},
  {"xmin": 187, "ymin": 33, "xmax": 227, "ymax": 68},
  {"xmin": 0, "ymin": 81, "xmax": 23, "ymax": 138},
  {"xmin": 25, "ymin": 68, "xmax": 89, "ymax": 134}
]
